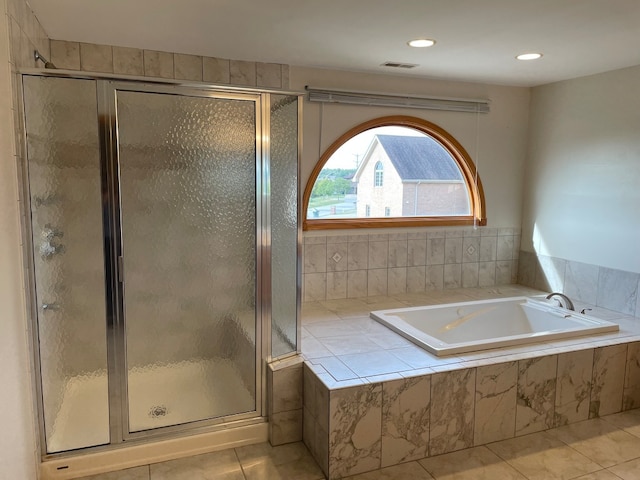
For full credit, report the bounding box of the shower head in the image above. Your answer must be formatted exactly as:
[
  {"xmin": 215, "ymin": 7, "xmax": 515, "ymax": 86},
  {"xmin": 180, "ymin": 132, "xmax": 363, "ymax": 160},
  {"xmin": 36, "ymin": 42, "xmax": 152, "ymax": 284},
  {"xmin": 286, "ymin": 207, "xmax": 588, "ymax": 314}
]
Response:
[{"xmin": 34, "ymin": 50, "xmax": 57, "ymax": 69}]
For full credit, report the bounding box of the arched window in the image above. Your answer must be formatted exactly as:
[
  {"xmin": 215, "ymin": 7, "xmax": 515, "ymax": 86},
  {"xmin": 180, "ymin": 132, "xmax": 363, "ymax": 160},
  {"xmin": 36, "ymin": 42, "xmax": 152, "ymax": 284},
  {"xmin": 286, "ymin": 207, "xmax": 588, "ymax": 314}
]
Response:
[
  {"xmin": 374, "ymin": 162, "xmax": 384, "ymax": 187},
  {"xmin": 303, "ymin": 115, "xmax": 486, "ymax": 230}
]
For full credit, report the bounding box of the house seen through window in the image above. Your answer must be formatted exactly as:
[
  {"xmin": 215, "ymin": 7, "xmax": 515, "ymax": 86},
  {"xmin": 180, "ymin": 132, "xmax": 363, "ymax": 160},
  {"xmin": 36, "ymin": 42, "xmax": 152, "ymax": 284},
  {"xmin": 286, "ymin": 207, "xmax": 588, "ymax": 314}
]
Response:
[{"xmin": 304, "ymin": 116, "xmax": 485, "ymax": 229}]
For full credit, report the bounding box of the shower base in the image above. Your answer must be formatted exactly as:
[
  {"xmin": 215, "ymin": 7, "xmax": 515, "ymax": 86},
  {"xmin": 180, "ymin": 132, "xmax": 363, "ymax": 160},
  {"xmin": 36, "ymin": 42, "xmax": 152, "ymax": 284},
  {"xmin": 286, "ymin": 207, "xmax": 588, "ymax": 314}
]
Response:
[{"xmin": 48, "ymin": 358, "xmax": 255, "ymax": 453}]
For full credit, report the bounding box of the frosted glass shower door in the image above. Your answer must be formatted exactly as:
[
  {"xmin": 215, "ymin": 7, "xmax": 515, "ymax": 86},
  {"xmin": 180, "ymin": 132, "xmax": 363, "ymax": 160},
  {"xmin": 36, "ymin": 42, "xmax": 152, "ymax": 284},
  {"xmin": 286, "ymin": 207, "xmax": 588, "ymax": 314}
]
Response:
[
  {"xmin": 270, "ymin": 95, "xmax": 299, "ymax": 357},
  {"xmin": 115, "ymin": 88, "xmax": 259, "ymax": 433},
  {"xmin": 23, "ymin": 76, "xmax": 110, "ymax": 453}
]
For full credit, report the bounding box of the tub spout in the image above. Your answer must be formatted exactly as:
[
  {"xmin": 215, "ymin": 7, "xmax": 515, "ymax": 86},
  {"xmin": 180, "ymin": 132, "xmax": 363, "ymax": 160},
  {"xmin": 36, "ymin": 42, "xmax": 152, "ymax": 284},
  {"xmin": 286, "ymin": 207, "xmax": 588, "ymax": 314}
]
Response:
[{"xmin": 545, "ymin": 292, "xmax": 575, "ymax": 311}]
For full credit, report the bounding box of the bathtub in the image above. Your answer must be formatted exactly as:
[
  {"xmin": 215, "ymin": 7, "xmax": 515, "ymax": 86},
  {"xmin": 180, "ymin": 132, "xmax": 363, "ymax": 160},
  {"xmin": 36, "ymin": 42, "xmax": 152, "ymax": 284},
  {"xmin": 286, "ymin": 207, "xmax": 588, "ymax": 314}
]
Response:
[{"xmin": 370, "ymin": 296, "xmax": 619, "ymax": 356}]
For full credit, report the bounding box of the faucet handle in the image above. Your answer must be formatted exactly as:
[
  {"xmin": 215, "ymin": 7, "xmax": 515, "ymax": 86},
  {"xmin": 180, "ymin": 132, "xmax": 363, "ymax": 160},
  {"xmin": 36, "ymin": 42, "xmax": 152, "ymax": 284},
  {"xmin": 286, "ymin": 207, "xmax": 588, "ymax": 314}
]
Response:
[{"xmin": 580, "ymin": 308, "xmax": 593, "ymax": 315}]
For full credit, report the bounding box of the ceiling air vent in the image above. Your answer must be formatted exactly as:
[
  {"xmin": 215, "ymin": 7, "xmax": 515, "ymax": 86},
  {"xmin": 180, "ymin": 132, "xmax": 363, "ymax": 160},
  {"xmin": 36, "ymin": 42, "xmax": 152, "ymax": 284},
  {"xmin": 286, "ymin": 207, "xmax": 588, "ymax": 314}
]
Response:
[{"xmin": 381, "ymin": 61, "xmax": 418, "ymax": 69}]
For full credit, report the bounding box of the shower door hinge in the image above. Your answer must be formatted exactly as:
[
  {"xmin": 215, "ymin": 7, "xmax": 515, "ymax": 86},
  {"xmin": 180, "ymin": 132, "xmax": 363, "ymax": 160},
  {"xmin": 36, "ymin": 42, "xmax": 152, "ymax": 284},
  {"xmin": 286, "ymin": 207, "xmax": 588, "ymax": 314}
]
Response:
[{"xmin": 118, "ymin": 256, "xmax": 124, "ymax": 282}]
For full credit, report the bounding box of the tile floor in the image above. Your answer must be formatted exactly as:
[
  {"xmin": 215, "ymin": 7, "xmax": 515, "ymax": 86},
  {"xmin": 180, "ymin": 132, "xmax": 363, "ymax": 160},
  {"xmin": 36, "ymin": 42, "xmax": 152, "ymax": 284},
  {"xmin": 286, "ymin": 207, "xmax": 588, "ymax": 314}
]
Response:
[
  {"xmin": 80, "ymin": 408, "xmax": 640, "ymax": 479},
  {"xmin": 79, "ymin": 286, "xmax": 640, "ymax": 479}
]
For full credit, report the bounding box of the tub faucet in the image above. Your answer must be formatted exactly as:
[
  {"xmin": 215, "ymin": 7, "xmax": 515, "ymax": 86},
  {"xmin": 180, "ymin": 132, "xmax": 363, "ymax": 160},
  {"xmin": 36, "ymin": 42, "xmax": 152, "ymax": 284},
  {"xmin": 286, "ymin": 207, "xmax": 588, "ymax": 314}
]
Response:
[{"xmin": 545, "ymin": 292, "xmax": 575, "ymax": 311}]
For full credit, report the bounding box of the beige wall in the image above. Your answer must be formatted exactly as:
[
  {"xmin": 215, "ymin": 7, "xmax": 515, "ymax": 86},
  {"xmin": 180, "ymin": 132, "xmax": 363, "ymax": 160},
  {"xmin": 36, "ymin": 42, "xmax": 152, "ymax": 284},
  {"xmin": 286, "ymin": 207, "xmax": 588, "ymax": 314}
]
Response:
[
  {"xmin": 292, "ymin": 66, "xmax": 531, "ymax": 230},
  {"xmin": 1, "ymin": 0, "xmax": 45, "ymax": 477},
  {"xmin": 522, "ymin": 65, "xmax": 640, "ymax": 274},
  {"xmin": 293, "ymin": 67, "xmax": 531, "ymax": 300}
]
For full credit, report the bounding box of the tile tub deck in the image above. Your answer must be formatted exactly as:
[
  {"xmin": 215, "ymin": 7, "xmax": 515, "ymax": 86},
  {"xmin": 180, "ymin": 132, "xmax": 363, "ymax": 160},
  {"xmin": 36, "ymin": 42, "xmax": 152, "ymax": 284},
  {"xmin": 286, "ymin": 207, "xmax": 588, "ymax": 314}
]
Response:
[{"xmin": 300, "ymin": 285, "xmax": 640, "ymax": 479}]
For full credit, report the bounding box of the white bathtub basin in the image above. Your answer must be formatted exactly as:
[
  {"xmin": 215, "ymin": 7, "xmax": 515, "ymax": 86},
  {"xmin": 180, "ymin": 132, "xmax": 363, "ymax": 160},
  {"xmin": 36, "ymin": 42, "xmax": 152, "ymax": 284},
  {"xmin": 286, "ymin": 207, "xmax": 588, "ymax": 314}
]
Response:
[{"xmin": 370, "ymin": 296, "xmax": 619, "ymax": 356}]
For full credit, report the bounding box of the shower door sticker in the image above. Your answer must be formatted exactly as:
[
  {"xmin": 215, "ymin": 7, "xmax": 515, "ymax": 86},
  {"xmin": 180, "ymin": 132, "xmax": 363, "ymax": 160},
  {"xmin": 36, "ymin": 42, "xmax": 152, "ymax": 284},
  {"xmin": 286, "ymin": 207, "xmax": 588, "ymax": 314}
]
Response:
[
  {"xmin": 115, "ymin": 90, "xmax": 257, "ymax": 432},
  {"xmin": 23, "ymin": 76, "xmax": 110, "ymax": 453}
]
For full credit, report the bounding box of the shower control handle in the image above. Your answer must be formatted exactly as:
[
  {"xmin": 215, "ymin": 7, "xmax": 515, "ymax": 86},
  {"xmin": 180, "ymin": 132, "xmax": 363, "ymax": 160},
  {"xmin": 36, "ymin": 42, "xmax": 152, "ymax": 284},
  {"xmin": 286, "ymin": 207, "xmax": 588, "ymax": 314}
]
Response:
[
  {"xmin": 42, "ymin": 224, "xmax": 64, "ymax": 240},
  {"xmin": 42, "ymin": 302, "xmax": 60, "ymax": 311}
]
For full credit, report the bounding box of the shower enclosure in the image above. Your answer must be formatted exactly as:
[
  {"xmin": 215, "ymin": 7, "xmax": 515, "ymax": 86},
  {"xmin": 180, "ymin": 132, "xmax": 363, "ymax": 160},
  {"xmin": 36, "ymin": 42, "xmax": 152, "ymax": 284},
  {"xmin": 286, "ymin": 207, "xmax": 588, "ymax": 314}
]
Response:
[{"xmin": 21, "ymin": 74, "xmax": 300, "ymax": 454}]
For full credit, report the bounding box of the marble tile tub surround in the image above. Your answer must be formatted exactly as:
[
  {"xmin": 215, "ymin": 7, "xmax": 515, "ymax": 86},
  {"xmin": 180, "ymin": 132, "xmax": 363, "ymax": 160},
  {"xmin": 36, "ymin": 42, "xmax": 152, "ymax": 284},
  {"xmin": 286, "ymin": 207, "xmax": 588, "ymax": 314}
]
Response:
[
  {"xmin": 301, "ymin": 286, "xmax": 640, "ymax": 479},
  {"xmin": 518, "ymin": 250, "xmax": 640, "ymax": 318},
  {"xmin": 303, "ymin": 227, "xmax": 521, "ymax": 302},
  {"xmin": 48, "ymin": 39, "xmax": 290, "ymax": 89}
]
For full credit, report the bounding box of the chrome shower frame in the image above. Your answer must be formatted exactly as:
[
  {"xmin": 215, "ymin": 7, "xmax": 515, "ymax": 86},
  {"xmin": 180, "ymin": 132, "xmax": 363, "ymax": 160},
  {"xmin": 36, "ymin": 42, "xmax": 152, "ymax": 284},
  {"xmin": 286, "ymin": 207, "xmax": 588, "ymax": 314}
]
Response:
[{"xmin": 17, "ymin": 70, "xmax": 302, "ymax": 458}]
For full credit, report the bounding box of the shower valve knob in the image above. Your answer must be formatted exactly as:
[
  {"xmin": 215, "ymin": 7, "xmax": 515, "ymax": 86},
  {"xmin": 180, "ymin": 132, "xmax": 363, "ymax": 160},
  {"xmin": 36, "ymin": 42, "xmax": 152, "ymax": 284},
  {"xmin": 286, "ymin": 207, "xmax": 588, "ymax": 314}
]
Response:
[
  {"xmin": 40, "ymin": 241, "xmax": 65, "ymax": 258},
  {"xmin": 42, "ymin": 224, "xmax": 64, "ymax": 240},
  {"xmin": 42, "ymin": 303, "xmax": 60, "ymax": 311}
]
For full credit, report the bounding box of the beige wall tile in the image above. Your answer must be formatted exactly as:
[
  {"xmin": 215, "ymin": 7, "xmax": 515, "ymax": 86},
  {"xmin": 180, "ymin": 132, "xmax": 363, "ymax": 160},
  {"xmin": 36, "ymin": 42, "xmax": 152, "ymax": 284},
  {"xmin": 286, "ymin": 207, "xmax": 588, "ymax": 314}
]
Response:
[
  {"xmin": 203, "ymin": 57, "xmax": 230, "ymax": 84},
  {"xmin": 516, "ymin": 355, "xmax": 557, "ymax": 436},
  {"xmin": 369, "ymin": 241, "xmax": 388, "ymax": 269},
  {"xmin": 34, "ymin": 18, "xmax": 49, "ymax": 60},
  {"xmin": 269, "ymin": 409, "xmax": 303, "ymax": 446},
  {"xmin": 143, "ymin": 50, "xmax": 174, "ymax": 78},
  {"xmin": 50, "ymin": 40, "xmax": 80, "ymax": 70},
  {"xmin": 8, "ymin": 19, "xmax": 21, "ymax": 66},
  {"xmin": 256, "ymin": 62, "xmax": 281, "ymax": 88},
  {"xmin": 18, "ymin": 26, "xmax": 35, "ymax": 68},
  {"xmin": 326, "ymin": 243, "xmax": 347, "ymax": 272},
  {"xmin": 347, "ymin": 270, "xmax": 367, "ymax": 298},
  {"xmin": 230, "ymin": 59, "xmax": 256, "ymax": 86},
  {"xmin": 329, "ymin": 383, "xmax": 382, "ymax": 478},
  {"xmin": 326, "ymin": 271, "xmax": 347, "ymax": 300},
  {"xmin": 174, "ymin": 53, "xmax": 203, "ymax": 81},
  {"xmin": 430, "ymin": 368, "xmax": 475, "ymax": 455},
  {"xmin": 623, "ymin": 342, "xmax": 640, "ymax": 410},
  {"xmin": 387, "ymin": 267, "xmax": 407, "ymax": 295},
  {"xmin": 281, "ymin": 64, "xmax": 290, "ymax": 89},
  {"xmin": 407, "ymin": 266, "xmax": 426, "ymax": 293},
  {"xmin": 368, "ymin": 268, "xmax": 388, "ymax": 296},
  {"xmin": 382, "ymin": 376, "xmax": 430, "ymax": 467},
  {"xmin": 348, "ymin": 241, "xmax": 368, "ymax": 270},
  {"xmin": 407, "ymin": 238, "xmax": 427, "ymax": 266},
  {"xmin": 590, "ymin": 344, "xmax": 627, "ymax": 418},
  {"xmin": 555, "ymin": 349, "xmax": 594, "ymax": 426},
  {"xmin": 475, "ymin": 362, "xmax": 517, "ymax": 445},
  {"xmin": 304, "ymin": 243, "xmax": 327, "ymax": 273},
  {"xmin": 270, "ymin": 363, "xmax": 303, "ymax": 414},
  {"xmin": 7, "ymin": 0, "xmax": 22, "ymax": 25},
  {"xmin": 80, "ymin": 43, "xmax": 113, "ymax": 73},
  {"xmin": 304, "ymin": 273, "xmax": 326, "ymax": 302},
  {"xmin": 113, "ymin": 47, "xmax": 144, "ymax": 76}
]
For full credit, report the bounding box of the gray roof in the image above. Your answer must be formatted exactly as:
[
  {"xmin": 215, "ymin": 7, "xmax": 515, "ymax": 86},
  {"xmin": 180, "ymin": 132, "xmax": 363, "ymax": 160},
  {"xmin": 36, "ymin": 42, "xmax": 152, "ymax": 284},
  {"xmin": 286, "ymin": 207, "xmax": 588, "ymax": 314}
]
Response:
[{"xmin": 376, "ymin": 135, "xmax": 463, "ymax": 181}]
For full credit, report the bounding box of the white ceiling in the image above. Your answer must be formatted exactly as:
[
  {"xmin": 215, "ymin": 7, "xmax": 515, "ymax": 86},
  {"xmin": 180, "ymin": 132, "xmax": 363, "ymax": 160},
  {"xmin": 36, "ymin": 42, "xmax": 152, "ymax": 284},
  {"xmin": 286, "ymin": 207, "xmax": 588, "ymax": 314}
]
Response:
[{"xmin": 28, "ymin": 0, "xmax": 640, "ymax": 87}]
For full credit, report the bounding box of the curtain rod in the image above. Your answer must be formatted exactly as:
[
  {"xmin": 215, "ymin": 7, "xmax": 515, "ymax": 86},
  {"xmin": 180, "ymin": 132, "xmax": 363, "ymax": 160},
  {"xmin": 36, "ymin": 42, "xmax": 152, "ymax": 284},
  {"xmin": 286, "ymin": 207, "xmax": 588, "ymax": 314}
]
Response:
[{"xmin": 305, "ymin": 86, "xmax": 490, "ymax": 113}]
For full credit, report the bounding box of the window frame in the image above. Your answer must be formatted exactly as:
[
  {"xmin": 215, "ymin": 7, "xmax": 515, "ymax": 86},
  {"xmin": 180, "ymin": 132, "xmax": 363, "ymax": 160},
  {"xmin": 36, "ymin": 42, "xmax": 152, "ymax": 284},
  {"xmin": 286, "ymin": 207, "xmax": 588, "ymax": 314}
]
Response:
[{"xmin": 302, "ymin": 115, "xmax": 487, "ymax": 231}]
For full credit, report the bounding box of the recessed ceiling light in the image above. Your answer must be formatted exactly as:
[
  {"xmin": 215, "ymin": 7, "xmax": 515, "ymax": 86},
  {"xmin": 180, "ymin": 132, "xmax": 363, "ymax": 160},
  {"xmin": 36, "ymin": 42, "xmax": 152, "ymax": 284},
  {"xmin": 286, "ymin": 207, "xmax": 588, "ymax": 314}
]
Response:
[
  {"xmin": 408, "ymin": 38, "xmax": 436, "ymax": 48},
  {"xmin": 516, "ymin": 53, "xmax": 543, "ymax": 61}
]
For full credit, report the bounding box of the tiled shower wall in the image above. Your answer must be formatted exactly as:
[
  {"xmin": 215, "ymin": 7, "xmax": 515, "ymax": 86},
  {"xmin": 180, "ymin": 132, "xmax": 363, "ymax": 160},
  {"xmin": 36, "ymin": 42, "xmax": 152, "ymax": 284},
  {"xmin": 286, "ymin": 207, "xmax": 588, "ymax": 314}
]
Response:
[
  {"xmin": 48, "ymin": 39, "xmax": 290, "ymax": 89},
  {"xmin": 301, "ymin": 227, "xmax": 640, "ymax": 319},
  {"xmin": 518, "ymin": 251, "xmax": 640, "ymax": 318},
  {"xmin": 303, "ymin": 227, "xmax": 521, "ymax": 301},
  {"xmin": 6, "ymin": 0, "xmax": 49, "ymax": 71}
]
